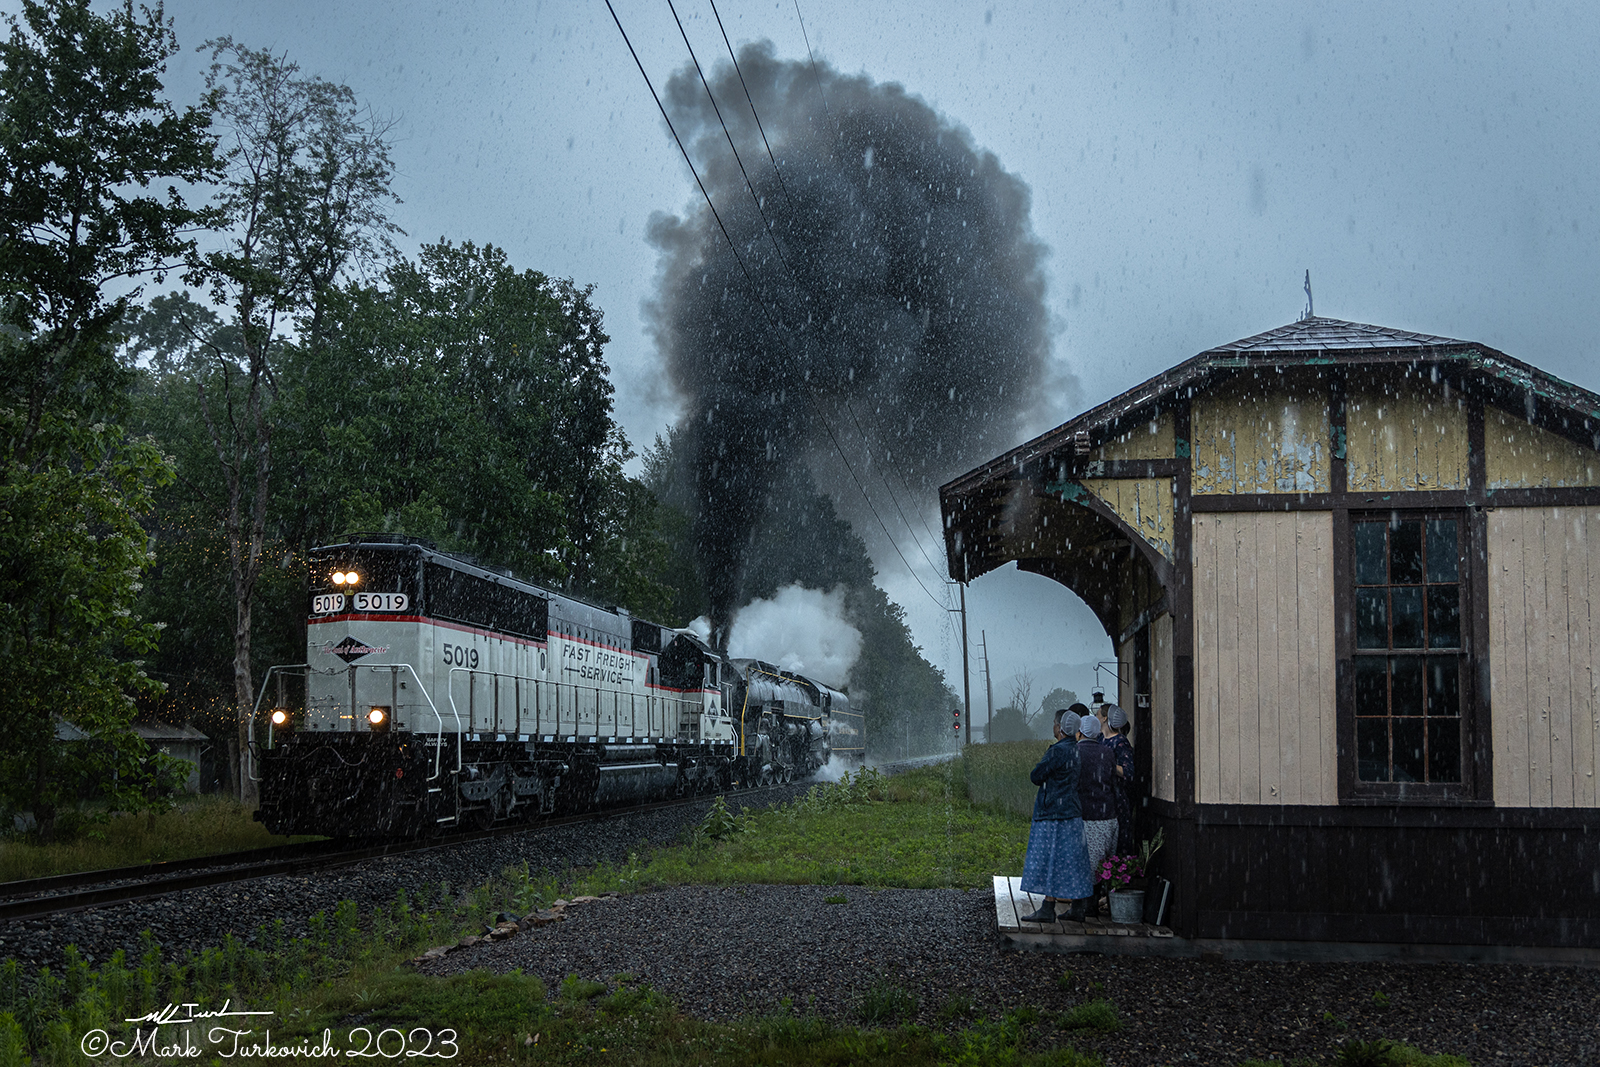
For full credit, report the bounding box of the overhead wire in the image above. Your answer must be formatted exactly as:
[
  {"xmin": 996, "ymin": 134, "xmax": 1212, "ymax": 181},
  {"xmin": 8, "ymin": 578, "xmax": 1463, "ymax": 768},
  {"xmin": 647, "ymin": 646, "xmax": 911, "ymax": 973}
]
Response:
[
  {"xmin": 665, "ymin": 0, "xmax": 792, "ymax": 274},
  {"xmin": 706, "ymin": 0, "xmax": 798, "ymax": 215}
]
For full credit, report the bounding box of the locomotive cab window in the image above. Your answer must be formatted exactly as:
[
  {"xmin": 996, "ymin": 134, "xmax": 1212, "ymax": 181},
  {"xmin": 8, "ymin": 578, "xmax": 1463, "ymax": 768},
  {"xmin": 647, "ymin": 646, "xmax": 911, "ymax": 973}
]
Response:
[{"xmin": 1346, "ymin": 512, "xmax": 1474, "ymax": 798}]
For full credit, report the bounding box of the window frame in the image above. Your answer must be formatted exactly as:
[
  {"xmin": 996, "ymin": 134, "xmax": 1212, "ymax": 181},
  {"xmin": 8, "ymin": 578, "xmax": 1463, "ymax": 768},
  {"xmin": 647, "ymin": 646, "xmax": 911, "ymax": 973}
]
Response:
[{"xmin": 1335, "ymin": 506, "xmax": 1489, "ymax": 804}]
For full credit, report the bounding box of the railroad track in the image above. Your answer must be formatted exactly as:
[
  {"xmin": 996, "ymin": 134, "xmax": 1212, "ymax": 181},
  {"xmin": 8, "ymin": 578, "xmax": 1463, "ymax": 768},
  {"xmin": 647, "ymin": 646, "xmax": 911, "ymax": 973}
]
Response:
[{"xmin": 0, "ymin": 782, "xmax": 795, "ymax": 924}]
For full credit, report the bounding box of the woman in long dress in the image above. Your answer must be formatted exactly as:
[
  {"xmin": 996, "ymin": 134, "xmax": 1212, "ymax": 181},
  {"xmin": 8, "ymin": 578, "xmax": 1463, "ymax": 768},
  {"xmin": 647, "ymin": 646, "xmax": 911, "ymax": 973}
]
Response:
[{"xmin": 1017, "ymin": 706, "xmax": 1094, "ymax": 923}]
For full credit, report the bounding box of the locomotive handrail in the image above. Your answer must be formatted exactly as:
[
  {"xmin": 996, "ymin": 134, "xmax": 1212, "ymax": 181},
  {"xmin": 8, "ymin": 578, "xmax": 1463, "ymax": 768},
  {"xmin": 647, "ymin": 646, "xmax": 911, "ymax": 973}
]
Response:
[
  {"xmin": 246, "ymin": 663, "xmax": 343, "ymax": 781},
  {"xmin": 366, "ymin": 662, "xmax": 456, "ymax": 780}
]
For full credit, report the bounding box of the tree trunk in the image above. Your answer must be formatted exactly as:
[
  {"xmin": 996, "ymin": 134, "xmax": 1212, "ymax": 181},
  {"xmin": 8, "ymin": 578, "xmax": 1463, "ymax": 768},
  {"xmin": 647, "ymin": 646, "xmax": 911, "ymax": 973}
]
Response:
[{"xmin": 234, "ymin": 588, "xmax": 258, "ymax": 806}]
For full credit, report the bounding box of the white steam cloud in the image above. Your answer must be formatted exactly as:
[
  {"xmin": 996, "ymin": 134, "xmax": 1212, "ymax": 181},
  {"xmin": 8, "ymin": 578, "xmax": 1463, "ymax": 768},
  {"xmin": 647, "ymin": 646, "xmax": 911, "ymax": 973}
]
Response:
[{"xmin": 690, "ymin": 584, "xmax": 861, "ymax": 690}]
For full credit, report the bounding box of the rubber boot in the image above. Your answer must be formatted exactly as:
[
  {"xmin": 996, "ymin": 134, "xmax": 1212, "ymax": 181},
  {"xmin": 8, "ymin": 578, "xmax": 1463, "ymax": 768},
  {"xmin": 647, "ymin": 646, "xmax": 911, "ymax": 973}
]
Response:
[
  {"xmin": 1060, "ymin": 897, "xmax": 1087, "ymax": 923},
  {"xmin": 1018, "ymin": 900, "xmax": 1057, "ymax": 924}
]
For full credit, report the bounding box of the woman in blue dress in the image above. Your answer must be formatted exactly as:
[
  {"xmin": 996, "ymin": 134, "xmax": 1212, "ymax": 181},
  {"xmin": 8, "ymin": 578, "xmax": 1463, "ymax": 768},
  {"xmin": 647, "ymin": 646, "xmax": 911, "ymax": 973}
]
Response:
[{"xmin": 1017, "ymin": 706, "xmax": 1095, "ymax": 923}]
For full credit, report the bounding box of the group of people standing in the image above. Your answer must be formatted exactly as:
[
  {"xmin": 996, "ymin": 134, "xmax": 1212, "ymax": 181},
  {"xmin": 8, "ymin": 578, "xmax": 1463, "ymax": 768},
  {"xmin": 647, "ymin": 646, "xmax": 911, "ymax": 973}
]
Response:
[{"xmin": 1018, "ymin": 701, "xmax": 1136, "ymax": 924}]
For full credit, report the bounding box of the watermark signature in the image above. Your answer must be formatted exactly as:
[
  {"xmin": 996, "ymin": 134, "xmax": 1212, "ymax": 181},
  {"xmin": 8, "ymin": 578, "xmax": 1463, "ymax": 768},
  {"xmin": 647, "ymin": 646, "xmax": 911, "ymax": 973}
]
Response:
[{"xmin": 78, "ymin": 1001, "xmax": 458, "ymax": 1060}]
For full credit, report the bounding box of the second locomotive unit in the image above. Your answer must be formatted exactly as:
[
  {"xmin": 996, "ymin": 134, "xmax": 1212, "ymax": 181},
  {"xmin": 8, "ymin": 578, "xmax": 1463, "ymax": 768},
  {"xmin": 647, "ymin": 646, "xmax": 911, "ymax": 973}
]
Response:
[{"xmin": 253, "ymin": 538, "xmax": 863, "ymax": 836}]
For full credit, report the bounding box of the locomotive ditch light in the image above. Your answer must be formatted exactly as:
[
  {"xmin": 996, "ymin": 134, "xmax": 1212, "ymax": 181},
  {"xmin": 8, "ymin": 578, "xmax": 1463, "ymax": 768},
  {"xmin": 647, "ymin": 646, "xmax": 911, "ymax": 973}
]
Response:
[
  {"xmin": 368, "ymin": 706, "xmax": 387, "ymax": 726},
  {"xmin": 270, "ymin": 708, "xmax": 290, "ymax": 727}
]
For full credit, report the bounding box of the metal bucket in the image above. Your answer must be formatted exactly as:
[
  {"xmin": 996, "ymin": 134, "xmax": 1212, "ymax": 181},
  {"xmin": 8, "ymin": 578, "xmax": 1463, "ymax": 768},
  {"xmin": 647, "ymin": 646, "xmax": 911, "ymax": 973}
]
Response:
[{"xmin": 1108, "ymin": 889, "xmax": 1145, "ymax": 924}]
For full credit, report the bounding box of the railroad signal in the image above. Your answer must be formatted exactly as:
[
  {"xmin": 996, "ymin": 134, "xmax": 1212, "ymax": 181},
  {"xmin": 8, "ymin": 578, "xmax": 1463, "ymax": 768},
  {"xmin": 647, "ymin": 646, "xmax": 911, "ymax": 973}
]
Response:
[{"xmin": 953, "ymin": 706, "xmax": 961, "ymax": 731}]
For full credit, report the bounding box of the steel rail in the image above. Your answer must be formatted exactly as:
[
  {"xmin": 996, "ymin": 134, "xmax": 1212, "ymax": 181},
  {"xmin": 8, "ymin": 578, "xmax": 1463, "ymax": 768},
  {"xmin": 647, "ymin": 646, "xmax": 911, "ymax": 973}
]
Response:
[{"xmin": 0, "ymin": 782, "xmax": 794, "ymax": 925}]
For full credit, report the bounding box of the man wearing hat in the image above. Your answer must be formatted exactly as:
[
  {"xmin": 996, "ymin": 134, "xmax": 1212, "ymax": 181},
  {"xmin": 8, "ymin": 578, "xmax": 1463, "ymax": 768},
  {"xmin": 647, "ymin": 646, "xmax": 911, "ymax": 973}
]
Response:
[{"xmin": 1101, "ymin": 704, "xmax": 1137, "ymax": 855}]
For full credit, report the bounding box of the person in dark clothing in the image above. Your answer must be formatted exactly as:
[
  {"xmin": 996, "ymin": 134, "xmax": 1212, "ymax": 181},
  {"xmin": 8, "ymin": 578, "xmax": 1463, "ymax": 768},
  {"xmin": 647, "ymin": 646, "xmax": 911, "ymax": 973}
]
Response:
[
  {"xmin": 1017, "ymin": 708, "xmax": 1093, "ymax": 924},
  {"xmin": 1077, "ymin": 711, "xmax": 1119, "ymax": 916},
  {"xmin": 1102, "ymin": 704, "xmax": 1137, "ymax": 854}
]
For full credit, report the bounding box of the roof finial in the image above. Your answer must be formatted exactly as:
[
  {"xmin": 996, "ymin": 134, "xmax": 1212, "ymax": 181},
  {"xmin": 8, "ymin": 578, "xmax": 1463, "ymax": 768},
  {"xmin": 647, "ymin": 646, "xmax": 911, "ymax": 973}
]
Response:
[{"xmin": 1301, "ymin": 269, "xmax": 1314, "ymax": 321}]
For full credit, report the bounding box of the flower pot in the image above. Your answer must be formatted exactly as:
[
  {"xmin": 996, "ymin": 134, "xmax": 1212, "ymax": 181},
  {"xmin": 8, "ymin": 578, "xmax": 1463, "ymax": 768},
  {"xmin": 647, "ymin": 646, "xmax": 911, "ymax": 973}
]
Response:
[{"xmin": 1108, "ymin": 888, "xmax": 1145, "ymax": 924}]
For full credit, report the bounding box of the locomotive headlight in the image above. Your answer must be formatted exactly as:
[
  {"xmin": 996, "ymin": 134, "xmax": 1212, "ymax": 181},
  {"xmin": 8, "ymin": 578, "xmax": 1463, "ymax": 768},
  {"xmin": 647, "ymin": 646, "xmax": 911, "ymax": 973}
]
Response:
[
  {"xmin": 270, "ymin": 708, "xmax": 290, "ymax": 727},
  {"xmin": 367, "ymin": 707, "xmax": 387, "ymax": 726},
  {"xmin": 344, "ymin": 571, "xmax": 359, "ymax": 585},
  {"xmin": 332, "ymin": 571, "xmax": 347, "ymax": 585}
]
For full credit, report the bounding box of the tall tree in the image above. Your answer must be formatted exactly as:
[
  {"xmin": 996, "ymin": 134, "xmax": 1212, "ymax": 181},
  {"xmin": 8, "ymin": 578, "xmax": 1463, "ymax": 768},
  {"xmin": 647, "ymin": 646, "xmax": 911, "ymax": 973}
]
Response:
[
  {"xmin": 190, "ymin": 41, "xmax": 399, "ymax": 801},
  {"xmin": 0, "ymin": 0, "xmax": 216, "ymax": 834}
]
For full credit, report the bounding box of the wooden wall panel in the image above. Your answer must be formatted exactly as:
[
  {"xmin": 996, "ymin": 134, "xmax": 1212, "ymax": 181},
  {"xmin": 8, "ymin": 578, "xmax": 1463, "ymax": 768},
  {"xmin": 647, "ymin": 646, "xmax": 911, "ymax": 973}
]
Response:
[
  {"xmin": 1346, "ymin": 370, "xmax": 1469, "ymax": 491},
  {"xmin": 1485, "ymin": 407, "xmax": 1600, "ymax": 489},
  {"xmin": 1192, "ymin": 512, "xmax": 1337, "ymax": 805},
  {"xmin": 1151, "ymin": 612, "xmax": 1176, "ymax": 801},
  {"xmin": 1193, "ymin": 375, "xmax": 1331, "ymax": 495},
  {"xmin": 1488, "ymin": 506, "xmax": 1600, "ymax": 808},
  {"xmin": 1097, "ymin": 411, "xmax": 1175, "ymax": 462},
  {"xmin": 1083, "ymin": 477, "xmax": 1175, "ymax": 561}
]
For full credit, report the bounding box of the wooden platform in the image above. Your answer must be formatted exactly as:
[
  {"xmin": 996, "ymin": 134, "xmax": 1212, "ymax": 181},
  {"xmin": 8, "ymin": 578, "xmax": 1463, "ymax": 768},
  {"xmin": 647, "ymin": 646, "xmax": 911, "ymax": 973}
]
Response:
[{"xmin": 993, "ymin": 875, "xmax": 1186, "ymax": 955}]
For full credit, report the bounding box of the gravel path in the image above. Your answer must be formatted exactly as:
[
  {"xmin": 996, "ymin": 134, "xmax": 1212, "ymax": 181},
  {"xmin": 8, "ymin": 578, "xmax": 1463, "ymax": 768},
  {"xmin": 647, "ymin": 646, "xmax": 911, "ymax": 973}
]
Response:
[{"xmin": 425, "ymin": 882, "xmax": 1600, "ymax": 1067}]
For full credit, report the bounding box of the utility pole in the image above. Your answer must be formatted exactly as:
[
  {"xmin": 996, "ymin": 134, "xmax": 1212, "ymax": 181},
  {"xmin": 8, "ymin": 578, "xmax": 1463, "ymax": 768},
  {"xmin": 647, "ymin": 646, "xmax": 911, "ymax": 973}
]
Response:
[
  {"xmin": 959, "ymin": 583, "xmax": 971, "ymax": 743},
  {"xmin": 980, "ymin": 630, "xmax": 994, "ymax": 743}
]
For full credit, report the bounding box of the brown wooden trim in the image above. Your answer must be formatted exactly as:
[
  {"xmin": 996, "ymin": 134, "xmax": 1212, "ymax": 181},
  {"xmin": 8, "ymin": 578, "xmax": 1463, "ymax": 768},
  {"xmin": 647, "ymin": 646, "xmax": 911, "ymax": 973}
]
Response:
[
  {"xmin": 1467, "ymin": 396, "xmax": 1487, "ymax": 503},
  {"xmin": 1330, "ymin": 368, "xmax": 1348, "ymax": 495},
  {"xmin": 1172, "ymin": 398, "xmax": 1196, "ymax": 821},
  {"xmin": 1149, "ymin": 796, "xmax": 1600, "ymax": 829},
  {"xmin": 1069, "ymin": 458, "xmax": 1186, "ymax": 479},
  {"xmin": 1477, "ymin": 383, "xmax": 1600, "ymax": 457},
  {"xmin": 1044, "ymin": 479, "xmax": 1176, "ymax": 589},
  {"xmin": 1483, "ymin": 486, "xmax": 1600, "ymax": 507},
  {"xmin": 1196, "ymin": 910, "xmax": 1597, "ymax": 947},
  {"xmin": 1188, "ymin": 486, "xmax": 1600, "ymax": 512},
  {"xmin": 1467, "ymin": 499, "xmax": 1494, "ymax": 801},
  {"xmin": 1116, "ymin": 595, "xmax": 1169, "ymax": 648},
  {"xmin": 1332, "ymin": 507, "xmax": 1356, "ymax": 799}
]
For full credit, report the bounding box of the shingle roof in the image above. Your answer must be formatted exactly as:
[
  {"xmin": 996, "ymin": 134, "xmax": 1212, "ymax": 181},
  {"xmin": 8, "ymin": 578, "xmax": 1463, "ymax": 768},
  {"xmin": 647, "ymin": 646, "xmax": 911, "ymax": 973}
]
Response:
[{"xmin": 1204, "ymin": 316, "xmax": 1468, "ymax": 353}]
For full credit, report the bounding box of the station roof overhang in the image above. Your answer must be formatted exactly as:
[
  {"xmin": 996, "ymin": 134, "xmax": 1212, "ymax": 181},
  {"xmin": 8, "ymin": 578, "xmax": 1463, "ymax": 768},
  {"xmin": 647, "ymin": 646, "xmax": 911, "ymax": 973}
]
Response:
[{"xmin": 938, "ymin": 316, "xmax": 1600, "ymax": 632}]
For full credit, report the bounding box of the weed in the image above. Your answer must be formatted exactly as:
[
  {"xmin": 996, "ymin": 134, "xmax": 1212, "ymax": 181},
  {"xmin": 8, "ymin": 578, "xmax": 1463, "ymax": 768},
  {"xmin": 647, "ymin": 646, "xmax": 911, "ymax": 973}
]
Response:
[
  {"xmin": 1322, "ymin": 1009, "xmax": 1349, "ymax": 1031},
  {"xmin": 558, "ymin": 975, "xmax": 608, "ymax": 1002},
  {"xmin": 1058, "ymin": 998, "xmax": 1120, "ymax": 1032},
  {"xmin": 824, "ymin": 893, "xmax": 848, "ymax": 904},
  {"xmin": 1371, "ymin": 989, "xmax": 1391, "ymax": 1009},
  {"xmin": 699, "ymin": 794, "xmax": 747, "ymax": 841},
  {"xmin": 1055, "ymin": 969, "xmax": 1075, "ymax": 991},
  {"xmin": 937, "ymin": 992, "xmax": 974, "ymax": 1022},
  {"xmin": 858, "ymin": 978, "xmax": 918, "ymax": 1024}
]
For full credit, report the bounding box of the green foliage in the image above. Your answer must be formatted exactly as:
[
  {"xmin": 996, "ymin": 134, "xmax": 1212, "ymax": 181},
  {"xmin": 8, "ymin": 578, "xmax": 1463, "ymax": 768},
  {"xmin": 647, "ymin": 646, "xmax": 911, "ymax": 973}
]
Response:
[
  {"xmin": 697, "ymin": 794, "xmax": 751, "ymax": 842},
  {"xmin": 0, "ymin": 0, "xmax": 218, "ymax": 425},
  {"xmin": 1055, "ymin": 970, "xmax": 1075, "ymax": 992},
  {"xmin": 857, "ymin": 979, "xmax": 917, "ymax": 1025},
  {"xmin": 823, "ymin": 893, "xmax": 848, "ymax": 904},
  {"xmin": 558, "ymin": 975, "xmax": 609, "ymax": 1003},
  {"xmin": 1056, "ymin": 999, "xmax": 1120, "ymax": 1032},
  {"xmin": 986, "ymin": 706, "xmax": 1038, "ymax": 743},
  {"xmin": 0, "ymin": 411, "xmax": 184, "ymax": 832},
  {"xmin": 1371, "ymin": 989, "xmax": 1391, "ymax": 1009}
]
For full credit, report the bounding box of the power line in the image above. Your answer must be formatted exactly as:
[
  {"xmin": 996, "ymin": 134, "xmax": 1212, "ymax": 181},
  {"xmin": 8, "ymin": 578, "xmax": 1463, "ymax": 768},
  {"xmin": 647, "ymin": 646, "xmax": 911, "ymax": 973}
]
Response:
[
  {"xmin": 603, "ymin": 0, "xmax": 774, "ymax": 330},
  {"xmin": 706, "ymin": 0, "xmax": 798, "ymax": 215},
  {"xmin": 665, "ymin": 0, "xmax": 791, "ymax": 273}
]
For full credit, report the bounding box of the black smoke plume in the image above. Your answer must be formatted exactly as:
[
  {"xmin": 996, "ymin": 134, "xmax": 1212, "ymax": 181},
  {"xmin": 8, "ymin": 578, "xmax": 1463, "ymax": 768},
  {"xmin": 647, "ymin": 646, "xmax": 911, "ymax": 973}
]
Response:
[{"xmin": 645, "ymin": 43, "xmax": 1051, "ymax": 647}]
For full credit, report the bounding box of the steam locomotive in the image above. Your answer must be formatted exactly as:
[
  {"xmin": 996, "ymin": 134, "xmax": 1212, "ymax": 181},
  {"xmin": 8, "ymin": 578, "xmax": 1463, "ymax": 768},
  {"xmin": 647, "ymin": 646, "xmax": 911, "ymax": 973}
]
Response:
[{"xmin": 252, "ymin": 538, "xmax": 864, "ymax": 836}]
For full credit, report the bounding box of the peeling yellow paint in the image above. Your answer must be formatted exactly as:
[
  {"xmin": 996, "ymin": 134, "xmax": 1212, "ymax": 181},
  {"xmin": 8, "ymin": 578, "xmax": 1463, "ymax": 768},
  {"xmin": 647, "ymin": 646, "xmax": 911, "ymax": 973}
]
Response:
[
  {"xmin": 1097, "ymin": 412, "xmax": 1175, "ymax": 461},
  {"xmin": 1083, "ymin": 477, "xmax": 1175, "ymax": 561},
  {"xmin": 1193, "ymin": 374, "xmax": 1331, "ymax": 494},
  {"xmin": 1346, "ymin": 370, "xmax": 1469, "ymax": 490},
  {"xmin": 1485, "ymin": 406, "xmax": 1600, "ymax": 488}
]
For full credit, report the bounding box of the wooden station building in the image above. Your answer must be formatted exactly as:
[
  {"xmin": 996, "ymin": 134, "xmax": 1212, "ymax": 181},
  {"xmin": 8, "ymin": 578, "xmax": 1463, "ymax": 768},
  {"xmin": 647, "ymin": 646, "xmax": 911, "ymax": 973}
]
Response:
[{"xmin": 940, "ymin": 317, "xmax": 1600, "ymax": 953}]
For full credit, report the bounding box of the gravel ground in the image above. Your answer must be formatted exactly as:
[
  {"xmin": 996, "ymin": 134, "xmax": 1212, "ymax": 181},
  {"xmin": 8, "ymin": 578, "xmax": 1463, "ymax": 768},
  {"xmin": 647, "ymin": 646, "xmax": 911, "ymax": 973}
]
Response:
[
  {"xmin": 0, "ymin": 785, "xmax": 812, "ymax": 972},
  {"xmin": 425, "ymin": 882, "xmax": 1600, "ymax": 1067}
]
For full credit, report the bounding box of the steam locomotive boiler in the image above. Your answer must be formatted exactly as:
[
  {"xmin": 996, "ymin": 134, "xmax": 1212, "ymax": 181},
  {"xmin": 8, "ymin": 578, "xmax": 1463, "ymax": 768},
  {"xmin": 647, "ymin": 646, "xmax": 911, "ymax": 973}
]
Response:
[{"xmin": 253, "ymin": 538, "xmax": 863, "ymax": 837}]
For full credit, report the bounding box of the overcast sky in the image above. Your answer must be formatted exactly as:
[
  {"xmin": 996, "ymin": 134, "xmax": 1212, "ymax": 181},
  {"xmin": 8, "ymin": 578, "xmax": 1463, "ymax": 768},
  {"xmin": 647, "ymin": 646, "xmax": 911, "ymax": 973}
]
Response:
[{"xmin": 36, "ymin": 0, "xmax": 1600, "ymax": 713}]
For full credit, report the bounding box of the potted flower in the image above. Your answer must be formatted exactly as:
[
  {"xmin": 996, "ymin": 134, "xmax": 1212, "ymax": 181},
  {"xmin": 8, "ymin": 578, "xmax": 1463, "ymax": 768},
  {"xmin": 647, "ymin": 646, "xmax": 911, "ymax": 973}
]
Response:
[{"xmin": 1097, "ymin": 830, "xmax": 1164, "ymax": 923}]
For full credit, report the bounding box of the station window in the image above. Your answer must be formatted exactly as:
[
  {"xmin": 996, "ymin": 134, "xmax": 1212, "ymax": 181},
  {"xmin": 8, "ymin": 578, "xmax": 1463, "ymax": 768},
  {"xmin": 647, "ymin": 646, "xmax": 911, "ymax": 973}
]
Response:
[{"xmin": 1348, "ymin": 513, "xmax": 1470, "ymax": 793}]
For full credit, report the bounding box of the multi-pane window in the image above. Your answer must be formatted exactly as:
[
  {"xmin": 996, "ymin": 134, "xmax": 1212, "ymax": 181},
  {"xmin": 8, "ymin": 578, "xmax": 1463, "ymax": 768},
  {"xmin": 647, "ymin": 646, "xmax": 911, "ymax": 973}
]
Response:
[{"xmin": 1352, "ymin": 516, "xmax": 1464, "ymax": 785}]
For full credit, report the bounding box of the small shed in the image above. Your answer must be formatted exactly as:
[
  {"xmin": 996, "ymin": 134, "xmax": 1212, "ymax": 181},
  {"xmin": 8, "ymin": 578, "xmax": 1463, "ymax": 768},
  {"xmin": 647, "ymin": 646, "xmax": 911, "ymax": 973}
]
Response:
[
  {"xmin": 133, "ymin": 722, "xmax": 209, "ymax": 794},
  {"xmin": 940, "ymin": 316, "xmax": 1600, "ymax": 953}
]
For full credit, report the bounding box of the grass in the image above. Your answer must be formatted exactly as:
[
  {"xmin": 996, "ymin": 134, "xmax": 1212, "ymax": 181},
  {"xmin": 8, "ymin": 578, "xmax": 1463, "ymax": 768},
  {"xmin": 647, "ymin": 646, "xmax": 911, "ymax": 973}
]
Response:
[
  {"xmin": 1056, "ymin": 999, "xmax": 1120, "ymax": 1032},
  {"xmin": 0, "ymin": 795, "xmax": 323, "ymax": 882},
  {"xmin": 963, "ymin": 741, "xmax": 1052, "ymax": 818}
]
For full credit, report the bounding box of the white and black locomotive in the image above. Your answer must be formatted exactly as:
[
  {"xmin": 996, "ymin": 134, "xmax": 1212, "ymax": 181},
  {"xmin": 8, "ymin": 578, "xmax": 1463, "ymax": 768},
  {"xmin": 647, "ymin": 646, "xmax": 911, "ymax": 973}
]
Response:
[{"xmin": 253, "ymin": 539, "xmax": 863, "ymax": 836}]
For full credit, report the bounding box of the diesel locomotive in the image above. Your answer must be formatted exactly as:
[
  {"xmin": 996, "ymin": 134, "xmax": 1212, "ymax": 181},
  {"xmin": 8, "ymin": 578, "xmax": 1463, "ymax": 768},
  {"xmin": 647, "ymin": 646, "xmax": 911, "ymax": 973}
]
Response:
[{"xmin": 252, "ymin": 538, "xmax": 864, "ymax": 836}]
